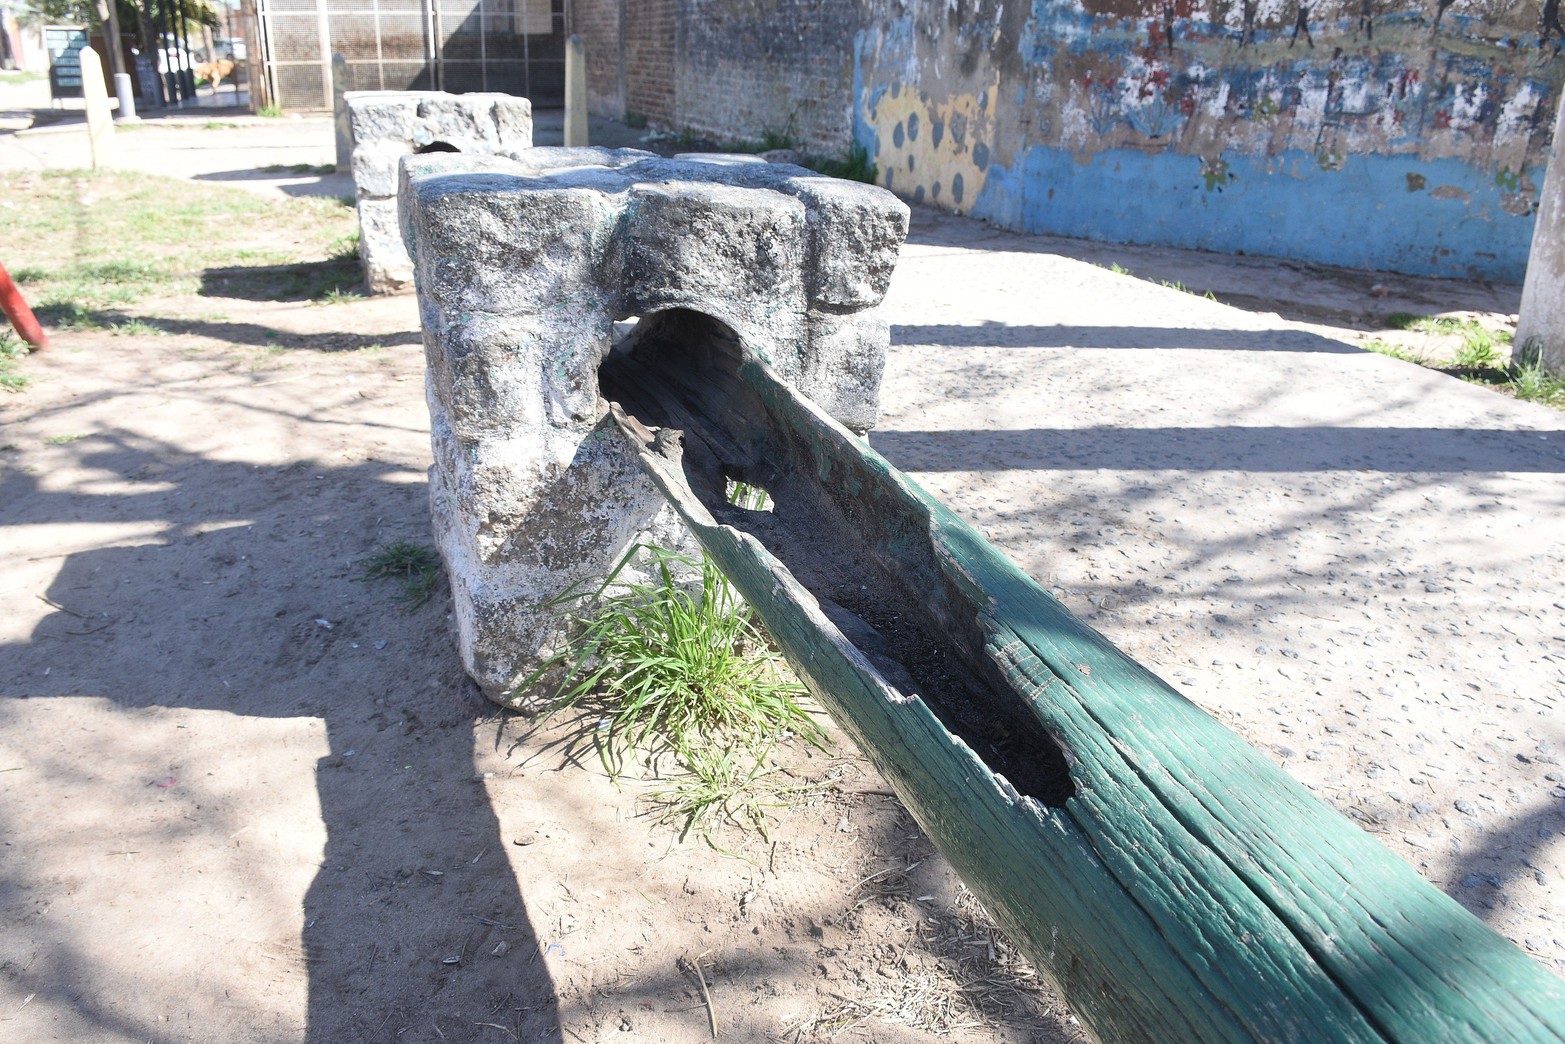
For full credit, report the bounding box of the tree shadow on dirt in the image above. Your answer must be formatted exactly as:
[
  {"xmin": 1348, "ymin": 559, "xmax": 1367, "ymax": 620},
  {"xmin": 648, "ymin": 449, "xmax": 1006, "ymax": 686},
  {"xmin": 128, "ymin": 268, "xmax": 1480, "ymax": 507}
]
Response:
[
  {"xmin": 0, "ymin": 430, "xmax": 562, "ymax": 1043},
  {"xmin": 869, "ymin": 425, "xmax": 1565, "ymax": 474},
  {"xmin": 891, "ymin": 322, "xmax": 1359, "ymax": 353},
  {"xmin": 31, "ymin": 305, "xmax": 419, "ymax": 352},
  {"xmin": 200, "ymin": 258, "xmax": 365, "ymax": 302}
]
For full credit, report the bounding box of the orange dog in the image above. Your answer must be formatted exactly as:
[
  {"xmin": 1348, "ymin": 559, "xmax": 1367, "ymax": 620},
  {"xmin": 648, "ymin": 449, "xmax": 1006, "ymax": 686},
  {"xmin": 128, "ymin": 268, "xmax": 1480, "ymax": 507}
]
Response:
[{"xmin": 195, "ymin": 57, "xmax": 235, "ymax": 88}]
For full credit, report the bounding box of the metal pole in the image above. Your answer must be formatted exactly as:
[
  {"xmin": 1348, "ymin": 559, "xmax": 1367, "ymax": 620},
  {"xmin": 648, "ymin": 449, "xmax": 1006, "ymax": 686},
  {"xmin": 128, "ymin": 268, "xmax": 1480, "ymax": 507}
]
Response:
[{"xmin": 173, "ymin": 0, "xmax": 196, "ymax": 99}]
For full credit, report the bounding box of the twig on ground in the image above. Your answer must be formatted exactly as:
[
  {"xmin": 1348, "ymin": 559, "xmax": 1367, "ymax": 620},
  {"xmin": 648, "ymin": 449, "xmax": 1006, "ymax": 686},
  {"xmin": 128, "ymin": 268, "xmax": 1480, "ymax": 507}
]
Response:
[{"xmin": 681, "ymin": 953, "xmax": 719, "ymax": 1039}]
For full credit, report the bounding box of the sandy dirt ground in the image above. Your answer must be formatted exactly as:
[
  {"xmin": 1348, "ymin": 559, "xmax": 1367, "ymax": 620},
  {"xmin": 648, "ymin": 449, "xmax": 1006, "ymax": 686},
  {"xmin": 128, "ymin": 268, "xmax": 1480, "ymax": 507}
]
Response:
[{"xmin": 2, "ymin": 114, "xmax": 1564, "ymax": 1043}]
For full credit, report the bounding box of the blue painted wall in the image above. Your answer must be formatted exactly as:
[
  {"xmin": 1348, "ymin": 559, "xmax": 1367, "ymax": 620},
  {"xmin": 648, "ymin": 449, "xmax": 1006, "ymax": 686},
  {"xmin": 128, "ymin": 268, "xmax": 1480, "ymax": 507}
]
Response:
[{"xmin": 854, "ymin": 1, "xmax": 1565, "ymax": 281}]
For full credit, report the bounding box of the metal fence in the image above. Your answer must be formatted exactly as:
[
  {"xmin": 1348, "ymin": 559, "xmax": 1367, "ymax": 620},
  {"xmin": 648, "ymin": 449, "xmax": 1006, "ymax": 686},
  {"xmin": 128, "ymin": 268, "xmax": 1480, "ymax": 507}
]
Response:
[{"xmin": 256, "ymin": 0, "xmax": 564, "ymax": 112}]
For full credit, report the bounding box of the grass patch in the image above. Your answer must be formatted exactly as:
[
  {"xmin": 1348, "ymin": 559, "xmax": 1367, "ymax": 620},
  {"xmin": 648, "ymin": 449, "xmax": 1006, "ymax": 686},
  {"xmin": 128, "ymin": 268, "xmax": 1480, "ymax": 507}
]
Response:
[
  {"xmin": 112, "ymin": 318, "xmax": 168, "ymax": 337},
  {"xmin": 1507, "ymin": 361, "xmax": 1565, "ymax": 405},
  {"xmin": 1383, "ymin": 313, "xmax": 1511, "ymax": 364},
  {"xmin": 529, "ymin": 542, "xmax": 827, "ymax": 845},
  {"xmin": 257, "ymin": 104, "xmax": 284, "ymax": 118},
  {"xmin": 355, "ymin": 541, "xmax": 443, "ymax": 609},
  {"xmin": 2, "ymin": 171, "xmax": 356, "ymax": 314},
  {"xmin": 1456, "ymin": 358, "xmax": 1565, "ymax": 407},
  {"xmin": 811, "ymin": 143, "xmax": 877, "ymax": 184},
  {"xmin": 0, "ymin": 331, "xmax": 29, "ymax": 392},
  {"xmin": 44, "ymin": 432, "xmax": 89, "ymax": 444},
  {"xmin": 1363, "ymin": 338, "xmax": 1426, "ymax": 364}
]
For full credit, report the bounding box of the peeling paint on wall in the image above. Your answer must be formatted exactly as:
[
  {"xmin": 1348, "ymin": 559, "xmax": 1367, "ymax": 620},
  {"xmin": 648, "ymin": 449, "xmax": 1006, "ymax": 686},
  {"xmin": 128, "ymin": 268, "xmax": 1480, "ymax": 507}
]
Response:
[{"xmin": 855, "ymin": 1, "xmax": 1565, "ymax": 280}]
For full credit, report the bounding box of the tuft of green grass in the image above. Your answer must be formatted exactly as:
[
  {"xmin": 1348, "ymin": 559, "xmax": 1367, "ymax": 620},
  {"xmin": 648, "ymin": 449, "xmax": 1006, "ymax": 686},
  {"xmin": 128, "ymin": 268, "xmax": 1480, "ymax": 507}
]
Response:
[
  {"xmin": 257, "ymin": 104, "xmax": 285, "ymax": 118},
  {"xmin": 647, "ymin": 740, "xmax": 826, "ymax": 845},
  {"xmin": 1507, "ymin": 361, "xmax": 1565, "ymax": 405},
  {"xmin": 1108, "ymin": 262, "xmax": 1132, "ymax": 275},
  {"xmin": 355, "ymin": 541, "xmax": 443, "ymax": 609},
  {"xmin": 812, "ymin": 143, "xmax": 877, "ymax": 184},
  {"xmin": 1159, "ymin": 278, "xmax": 1219, "ymax": 301},
  {"xmin": 526, "ymin": 542, "xmax": 826, "ymax": 844},
  {"xmin": 112, "ymin": 318, "xmax": 168, "ymax": 337},
  {"xmin": 45, "ymin": 432, "xmax": 89, "ymax": 445},
  {"xmin": 624, "ymin": 110, "xmax": 649, "ymax": 130},
  {"xmin": 1363, "ymin": 338, "xmax": 1426, "ymax": 364},
  {"xmin": 0, "ymin": 331, "xmax": 29, "ymax": 392},
  {"xmin": 315, "ymin": 286, "xmax": 362, "ymax": 305}
]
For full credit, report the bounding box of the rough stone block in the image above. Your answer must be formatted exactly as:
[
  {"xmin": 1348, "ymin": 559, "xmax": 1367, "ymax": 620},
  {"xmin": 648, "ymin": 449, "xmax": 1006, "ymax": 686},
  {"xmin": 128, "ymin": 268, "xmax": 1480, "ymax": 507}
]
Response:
[
  {"xmin": 345, "ymin": 91, "xmax": 533, "ymax": 295},
  {"xmin": 402, "ymin": 148, "xmax": 910, "ymax": 697}
]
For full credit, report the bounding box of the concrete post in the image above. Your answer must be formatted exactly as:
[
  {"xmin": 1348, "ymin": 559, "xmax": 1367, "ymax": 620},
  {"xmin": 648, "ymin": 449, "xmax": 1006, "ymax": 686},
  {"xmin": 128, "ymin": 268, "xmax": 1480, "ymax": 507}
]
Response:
[
  {"xmin": 564, "ymin": 34, "xmax": 587, "ymax": 147},
  {"xmin": 332, "ymin": 54, "xmax": 351, "ymax": 173},
  {"xmin": 80, "ymin": 46, "xmax": 116, "ymax": 171},
  {"xmin": 113, "ymin": 72, "xmax": 139, "ymax": 122},
  {"xmin": 1516, "ymin": 97, "xmax": 1565, "ymax": 377}
]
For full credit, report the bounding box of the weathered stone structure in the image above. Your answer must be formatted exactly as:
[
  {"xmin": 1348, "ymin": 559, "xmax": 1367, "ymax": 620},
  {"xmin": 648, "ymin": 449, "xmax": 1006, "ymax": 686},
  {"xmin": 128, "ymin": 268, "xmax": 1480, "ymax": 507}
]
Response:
[
  {"xmin": 399, "ymin": 148, "xmax": 910, "ymax": 696},
  {"xmin": 345, "ymin": 91, "xmax": 534, "ymax": 294}
]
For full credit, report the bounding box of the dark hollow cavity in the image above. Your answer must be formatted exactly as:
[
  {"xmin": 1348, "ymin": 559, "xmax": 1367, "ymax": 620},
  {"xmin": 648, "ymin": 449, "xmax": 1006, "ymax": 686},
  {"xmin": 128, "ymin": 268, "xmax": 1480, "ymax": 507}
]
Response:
[{"xmin": 599, "ymin": 309, "xmax": 1076, "ymax": 808}]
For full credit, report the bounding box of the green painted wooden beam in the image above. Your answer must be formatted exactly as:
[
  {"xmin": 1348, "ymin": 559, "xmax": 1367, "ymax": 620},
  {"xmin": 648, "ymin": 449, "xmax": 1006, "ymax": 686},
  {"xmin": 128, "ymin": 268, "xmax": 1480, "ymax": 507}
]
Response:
[{"xmin": 601, "ymin": 316, "xmax": 1565, "ymax": 1043}]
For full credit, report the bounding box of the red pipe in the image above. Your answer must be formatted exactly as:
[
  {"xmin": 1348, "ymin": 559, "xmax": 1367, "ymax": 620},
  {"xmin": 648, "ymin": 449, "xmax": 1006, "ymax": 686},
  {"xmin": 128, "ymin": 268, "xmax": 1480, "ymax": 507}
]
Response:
[{"xmin": 0, "ymin": 259, "xmax": 48, "ymax": 351}]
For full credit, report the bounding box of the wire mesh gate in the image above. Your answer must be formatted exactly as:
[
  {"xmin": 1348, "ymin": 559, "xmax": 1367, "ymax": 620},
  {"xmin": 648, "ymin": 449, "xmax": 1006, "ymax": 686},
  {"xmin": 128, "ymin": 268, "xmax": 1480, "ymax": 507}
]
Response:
[{"xmin": 256, "ymin": 0, "xmax": 564, "ymax": 112}]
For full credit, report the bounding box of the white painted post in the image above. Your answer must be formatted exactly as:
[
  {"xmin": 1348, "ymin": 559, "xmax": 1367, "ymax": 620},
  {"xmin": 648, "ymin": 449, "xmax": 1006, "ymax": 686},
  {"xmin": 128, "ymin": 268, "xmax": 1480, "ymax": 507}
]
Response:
[
  {"xmin": 79, "ymin": 45, "xmax": 117, "ymax": 171},
  {"xmin": 1516, "ymin": 97, "xmax": 1565, "ymax": 377},
  {"xmin": 564, "ymin": 33, "xmax": 587, "ymax": 147},
  {"xmin": 114, "ymin": 72, "xmax": 139, "ymax": 122}
]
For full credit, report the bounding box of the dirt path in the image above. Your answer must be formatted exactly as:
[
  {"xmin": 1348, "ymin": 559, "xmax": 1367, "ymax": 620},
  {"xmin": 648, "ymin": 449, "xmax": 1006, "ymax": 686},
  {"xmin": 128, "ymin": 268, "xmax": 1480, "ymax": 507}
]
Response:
[{"xmin": 3, "ymin": 117, "xmax": 1563, "ymax": 1043}]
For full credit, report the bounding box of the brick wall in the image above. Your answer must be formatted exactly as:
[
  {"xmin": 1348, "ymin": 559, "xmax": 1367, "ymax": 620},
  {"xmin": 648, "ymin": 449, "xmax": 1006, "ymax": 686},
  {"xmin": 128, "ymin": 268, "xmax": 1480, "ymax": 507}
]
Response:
[
  {"xmin": 571, "ymin": 0, "xmax": 867, "ymax": 153},
  {"xmin": 675, "ymin": 0, "xmax": 869, "ymax": 154},
  {"xmin": 570, "ymin": 0, "xmax": 622, "ymax": 117},
  {"xmin": 623, "ymin": 0, "xmax": 676, "ymax": 126}
]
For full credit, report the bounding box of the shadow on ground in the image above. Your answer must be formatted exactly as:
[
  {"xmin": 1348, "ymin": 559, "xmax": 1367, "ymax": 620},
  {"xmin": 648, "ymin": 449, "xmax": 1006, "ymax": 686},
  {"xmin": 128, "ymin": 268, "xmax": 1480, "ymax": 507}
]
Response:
[{"xmin": 0, "ymin": 430, "xmax": 563, "ymax": 1042}]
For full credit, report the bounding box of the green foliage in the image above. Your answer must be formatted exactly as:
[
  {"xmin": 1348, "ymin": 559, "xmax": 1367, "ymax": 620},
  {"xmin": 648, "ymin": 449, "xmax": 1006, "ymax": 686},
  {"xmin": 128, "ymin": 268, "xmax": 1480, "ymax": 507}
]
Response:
[
  {"xmin": 1159, "ymin": 278, "xmax": 1218, "ymax": 300},
  {"xmin": 812, "ymin": 143, "xmax": 877, "ymax": 185},
  {"xmin": 1506, "ymin": 360, "xmax": 1565, "ymax": 405},
  {"xmin": 111, "ymin": 318, "xmax": 167, "ymax": 337},
  {"xmin": 758, "ymin": 125, "xmax": 798, "ymax": 152},
  {"xmin": 355, "ymin": 541, "xmax": 443, "ymax": 609},
  {"xmin": 0, "ymin": 331, "xmax": 29, "ymax": 392},
  {"xmin": 623, "ymin": 111, "xmax": 649, "ymax": 130},
  {"xmin": 530, "ymin": 542, "xmax": 827, "ymax": 844},
  {"xmin": 1363, "ymin": 338, "xmax": 1425, "ymax": 364},
  {"xmin": 257, "ymin": 104, "xmax": 285, "ymax": 118},
  {"xmin": 1453, "ymin": 329, "xmax": 1502, "ymax": 369}
]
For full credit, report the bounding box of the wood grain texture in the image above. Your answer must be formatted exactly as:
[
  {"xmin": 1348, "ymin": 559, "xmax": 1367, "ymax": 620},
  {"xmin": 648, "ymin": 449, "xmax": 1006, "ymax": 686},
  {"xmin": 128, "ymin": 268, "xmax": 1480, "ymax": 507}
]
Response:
[{"xmin": 608, "ymin": 349, "xmax": 1565, "ymax": 1043}]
